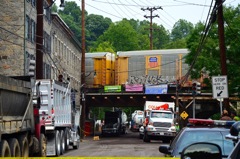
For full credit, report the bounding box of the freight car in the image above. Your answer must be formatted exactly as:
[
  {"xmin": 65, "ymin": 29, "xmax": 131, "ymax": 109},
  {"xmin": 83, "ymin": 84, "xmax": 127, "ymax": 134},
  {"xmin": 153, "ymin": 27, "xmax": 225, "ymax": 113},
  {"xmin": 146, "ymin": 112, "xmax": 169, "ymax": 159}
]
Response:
[
  {"xmin": 85, "ymin": 52, "xmax": 115, "ymax": 87},
  {"xmin": 85, "ymin": 49, "xmax": 189, "ymax": 88},
  {"xmin": 116, "ymin": 49, "xmax": 189, "ymax": 85}
]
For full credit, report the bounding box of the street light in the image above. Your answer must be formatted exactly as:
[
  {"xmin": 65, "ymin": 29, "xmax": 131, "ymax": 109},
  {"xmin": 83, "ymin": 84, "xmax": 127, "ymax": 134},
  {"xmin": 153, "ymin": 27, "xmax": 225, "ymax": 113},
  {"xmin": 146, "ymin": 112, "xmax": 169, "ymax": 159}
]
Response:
[{"xmin": 60, "ymin": 0, "xmax": 65, "ymax": 7}]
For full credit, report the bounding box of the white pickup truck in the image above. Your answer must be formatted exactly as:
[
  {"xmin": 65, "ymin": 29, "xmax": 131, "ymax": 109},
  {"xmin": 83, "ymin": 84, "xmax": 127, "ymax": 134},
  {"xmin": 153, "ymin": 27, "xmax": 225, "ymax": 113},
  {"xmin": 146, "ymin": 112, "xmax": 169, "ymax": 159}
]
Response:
[{"xmin": 142, "ymin": 101, "xmax": 176, "ymax": 143}]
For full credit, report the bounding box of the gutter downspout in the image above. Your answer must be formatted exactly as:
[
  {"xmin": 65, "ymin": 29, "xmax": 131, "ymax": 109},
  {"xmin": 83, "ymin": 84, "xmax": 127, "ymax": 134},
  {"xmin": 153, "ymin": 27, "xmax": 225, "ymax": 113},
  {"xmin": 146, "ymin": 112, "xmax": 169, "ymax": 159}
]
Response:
[{"xmin": 24, "ymin": 0, "xmax": 26, "ymax": 75}]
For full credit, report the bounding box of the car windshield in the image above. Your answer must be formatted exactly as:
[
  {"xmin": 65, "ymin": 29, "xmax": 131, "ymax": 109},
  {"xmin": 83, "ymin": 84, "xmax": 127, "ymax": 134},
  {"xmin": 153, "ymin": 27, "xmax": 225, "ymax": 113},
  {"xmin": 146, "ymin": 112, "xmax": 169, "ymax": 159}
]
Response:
[
  {"xmin": 151, "ymin": 112, "xmax": 172, "ymax": 119},
  {"xmin": 172, "ymin": 130, "xmax": 234, "ymax": 156}
]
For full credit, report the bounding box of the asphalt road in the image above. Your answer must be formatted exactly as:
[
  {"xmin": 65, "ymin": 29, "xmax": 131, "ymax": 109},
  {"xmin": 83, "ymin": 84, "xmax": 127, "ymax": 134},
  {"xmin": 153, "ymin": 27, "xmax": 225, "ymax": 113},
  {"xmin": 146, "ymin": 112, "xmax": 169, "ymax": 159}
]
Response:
[{"xmin": 63, "ymin": 129, "xmax": 167, "ymax": 157}]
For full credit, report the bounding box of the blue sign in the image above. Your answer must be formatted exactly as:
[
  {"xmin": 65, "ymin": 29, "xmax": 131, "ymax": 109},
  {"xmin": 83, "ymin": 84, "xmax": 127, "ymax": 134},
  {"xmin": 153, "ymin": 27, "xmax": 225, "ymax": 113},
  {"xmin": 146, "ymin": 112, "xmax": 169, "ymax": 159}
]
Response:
[
  {"xmin": 145, "ymin": 84, "xmax": 168, "ymax": 94},
  {"xmin": 149, "ymin": 57, "xmax": 157, "ymax": 62}
]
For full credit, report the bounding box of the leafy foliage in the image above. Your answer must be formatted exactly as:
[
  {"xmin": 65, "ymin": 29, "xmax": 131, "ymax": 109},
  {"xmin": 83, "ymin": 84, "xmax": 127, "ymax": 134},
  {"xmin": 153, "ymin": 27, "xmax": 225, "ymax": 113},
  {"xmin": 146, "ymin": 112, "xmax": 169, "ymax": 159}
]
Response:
[
  {"xmin": 95, "ymin": 20, "xmax": 139, "ymax": 51},
  {"xmin": 185, "ymin": 5, "xmax": 240, "ymax": 96},
  {"xmin": 171, "ymin": 19, "xmax": 194, "ymax": 41}
]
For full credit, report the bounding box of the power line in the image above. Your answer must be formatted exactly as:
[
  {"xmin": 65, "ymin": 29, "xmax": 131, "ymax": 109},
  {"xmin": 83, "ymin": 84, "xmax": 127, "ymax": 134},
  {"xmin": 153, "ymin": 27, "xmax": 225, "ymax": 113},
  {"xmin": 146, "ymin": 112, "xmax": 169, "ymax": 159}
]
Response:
[
  {"xmin": 86, "ymin": 2, "xmax": 123, "ymax": 19},
  {"xmin": 106, "ymin": 0, "xmax": 125, "ymax": 18}
]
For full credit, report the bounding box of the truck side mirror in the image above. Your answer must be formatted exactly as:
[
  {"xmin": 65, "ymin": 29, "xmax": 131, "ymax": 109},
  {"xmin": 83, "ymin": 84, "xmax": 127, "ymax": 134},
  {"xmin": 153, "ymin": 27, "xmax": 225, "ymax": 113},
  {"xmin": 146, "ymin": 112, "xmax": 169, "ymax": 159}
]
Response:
[{"xmin": 181, "ymin": 142, "xmax": 222, "ymax": 159}]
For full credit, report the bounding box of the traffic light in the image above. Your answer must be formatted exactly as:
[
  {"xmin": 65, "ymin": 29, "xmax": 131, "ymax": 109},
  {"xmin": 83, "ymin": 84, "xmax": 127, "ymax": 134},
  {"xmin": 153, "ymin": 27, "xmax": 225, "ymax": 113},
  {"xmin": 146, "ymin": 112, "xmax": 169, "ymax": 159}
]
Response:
[
  {"xmin": 192, "ymin": 81, "xmax": 201, "ymax": 95},
  {"xmin": 27, "ymin": 58, "xmax": 36, "ymax": 76}
]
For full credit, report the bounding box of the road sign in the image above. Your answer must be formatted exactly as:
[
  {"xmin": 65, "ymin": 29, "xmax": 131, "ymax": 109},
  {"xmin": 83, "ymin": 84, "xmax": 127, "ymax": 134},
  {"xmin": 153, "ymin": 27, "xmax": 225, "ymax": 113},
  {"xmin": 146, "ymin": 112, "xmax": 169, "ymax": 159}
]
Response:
[
  {"xmin": 212, "ymin": 76, "xmax": 229, "ymax": 99},
  {"xmin": 180, "ymin": 111, "xmax": 188, "ymax": 120}
]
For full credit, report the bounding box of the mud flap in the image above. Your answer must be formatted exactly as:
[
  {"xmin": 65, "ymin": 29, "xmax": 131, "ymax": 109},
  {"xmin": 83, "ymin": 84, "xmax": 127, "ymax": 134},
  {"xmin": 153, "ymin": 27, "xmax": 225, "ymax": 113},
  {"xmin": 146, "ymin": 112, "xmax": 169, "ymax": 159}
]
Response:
[{"xmin": 46, "ymin": 134, "xmax": 55, "ymax": 156}]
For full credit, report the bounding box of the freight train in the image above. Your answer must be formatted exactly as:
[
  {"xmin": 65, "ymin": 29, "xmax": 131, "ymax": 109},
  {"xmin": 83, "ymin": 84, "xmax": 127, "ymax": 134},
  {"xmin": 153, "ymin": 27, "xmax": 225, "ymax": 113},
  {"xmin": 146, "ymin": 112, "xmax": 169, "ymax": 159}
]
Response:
[{"xmin": 85, "ymin": 49, "xmax": 189, "ymax": 88}]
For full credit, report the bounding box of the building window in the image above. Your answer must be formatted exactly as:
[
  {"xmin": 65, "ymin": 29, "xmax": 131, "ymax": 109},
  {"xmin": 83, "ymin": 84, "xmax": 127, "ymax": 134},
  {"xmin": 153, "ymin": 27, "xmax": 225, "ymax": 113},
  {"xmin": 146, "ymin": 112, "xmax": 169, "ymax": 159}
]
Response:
[
  {"xmin": 43, "ymin": 31, "xmax": 46, "ymax": 52},
  {"xmin": 43, "ymin": 1, "xmax": 51, "ymax": 22},
  {"xmin": 31, "ymin": 20, "xmax": 36, "ymax": 43},
  {"xmin": 32, "ymin": 0, "xmax": 36, "ymax": 7},
  {"xmin": 25, "ymin": 15, "xmax": 30, "ymax": 40},
  {"xmin": 43, "ymin": 32, "xmax": 51, "ymax": 53},
  {"xmin": 43, "ymin": 63, "xmax": 51, "ymax": 79}
]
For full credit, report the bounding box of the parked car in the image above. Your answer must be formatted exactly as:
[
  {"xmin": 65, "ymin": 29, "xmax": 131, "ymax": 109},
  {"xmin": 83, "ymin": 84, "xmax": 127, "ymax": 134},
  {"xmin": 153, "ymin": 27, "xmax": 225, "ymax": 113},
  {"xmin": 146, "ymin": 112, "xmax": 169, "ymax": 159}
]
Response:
[
  {"xmin": 181, "ymin": 121, "xmax": 240, "ymax": 159},
  {"xmin": 159, "ymin": 118, "xmax": 235, "ymax": 157}
]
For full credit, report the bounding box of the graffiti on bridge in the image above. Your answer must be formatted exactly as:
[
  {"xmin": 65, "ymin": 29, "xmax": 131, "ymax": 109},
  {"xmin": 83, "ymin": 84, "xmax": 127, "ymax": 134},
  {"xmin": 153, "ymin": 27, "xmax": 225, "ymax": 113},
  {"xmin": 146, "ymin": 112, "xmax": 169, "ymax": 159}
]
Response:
[{"xmin": 128, "ymin": 75, "xmax": 176, "ymax": 85}]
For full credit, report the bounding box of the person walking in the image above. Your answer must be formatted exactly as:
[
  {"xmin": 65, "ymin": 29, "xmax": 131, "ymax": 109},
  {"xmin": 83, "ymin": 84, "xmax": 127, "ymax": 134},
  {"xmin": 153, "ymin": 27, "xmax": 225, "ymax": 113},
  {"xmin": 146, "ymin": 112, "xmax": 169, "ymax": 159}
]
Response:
[{"xmin": 220, "ymin": 110, "xmax": 232, "ymax": 121}]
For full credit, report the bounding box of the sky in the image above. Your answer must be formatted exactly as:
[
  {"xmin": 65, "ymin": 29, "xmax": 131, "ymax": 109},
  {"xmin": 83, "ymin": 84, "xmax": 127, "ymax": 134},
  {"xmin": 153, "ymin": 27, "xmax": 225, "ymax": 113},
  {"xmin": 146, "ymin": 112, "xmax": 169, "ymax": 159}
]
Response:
[{"xmin": 56, "ymin": 0, "xmax": 239, "ymax": 31}]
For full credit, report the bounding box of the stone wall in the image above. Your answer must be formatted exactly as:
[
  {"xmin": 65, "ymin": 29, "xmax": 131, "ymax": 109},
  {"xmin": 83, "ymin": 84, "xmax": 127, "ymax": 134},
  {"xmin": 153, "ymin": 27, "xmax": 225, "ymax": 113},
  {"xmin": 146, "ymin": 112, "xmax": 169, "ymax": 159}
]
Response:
[{"xmin": 0, "ymin": 0, "xmax": 36, "ymax": 76}]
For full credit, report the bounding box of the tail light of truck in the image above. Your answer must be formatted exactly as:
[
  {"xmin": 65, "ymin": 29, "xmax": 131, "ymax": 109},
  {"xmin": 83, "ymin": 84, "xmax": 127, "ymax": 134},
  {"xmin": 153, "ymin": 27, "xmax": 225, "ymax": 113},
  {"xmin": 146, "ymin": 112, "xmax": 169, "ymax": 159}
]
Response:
[{"xmin": 51, "ymin": 108, "xmax": 54, "ymax": 114}]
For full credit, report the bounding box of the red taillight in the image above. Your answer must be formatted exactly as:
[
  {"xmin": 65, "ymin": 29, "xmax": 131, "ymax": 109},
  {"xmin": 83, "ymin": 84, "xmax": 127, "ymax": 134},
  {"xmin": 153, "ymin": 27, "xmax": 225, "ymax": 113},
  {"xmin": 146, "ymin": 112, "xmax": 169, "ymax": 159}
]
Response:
[
  {"xmin": 51, "ymin": 108, "xmax": 54, "ymax": 114},
  {"xmin": 34, "ymin": 108, "xmax": 39, "ymax": 116}
]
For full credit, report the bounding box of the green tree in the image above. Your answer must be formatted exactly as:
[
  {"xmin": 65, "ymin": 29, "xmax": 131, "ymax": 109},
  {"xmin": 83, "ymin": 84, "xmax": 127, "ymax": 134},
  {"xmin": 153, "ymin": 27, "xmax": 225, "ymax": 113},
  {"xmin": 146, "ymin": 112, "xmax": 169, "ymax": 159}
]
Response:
[
  {"xmin": 52, "ymin": 3, "xmax": 58, "ymax": 12},
  {"xmin": 127, "ymin": 19, "xmax": 150, "ymax": 50},
  {"xmin": 53, "ymin": 1, "xmax": 113, "ymax": 51},
  {"xmin": 86, "ymin": 14, "xmax": 112, "ymax": 49},
  {"xmin": 152, "ymin": 23, "xmax": 170, "ymax": 49},
  {"xmin": 92, "ymin": 41, "xmax": 115, "ymax": 53},
  {"xmin": 96, "ymin": 20, "xmax": 139, "ymax": 51},
  {"xmin": 185, "ymin": 5, "xmax": 240, "ymax": 96},
  {"xmin": 171, "ymin": 19, "xmax": 194, "ymax": 41},
  {"xmin": 57, "ymin": 1, "xmax": 83, "ymax": 43},
  {"xmin": 58, "ymin": 1, "xmax": 82, "ymax": 23}
]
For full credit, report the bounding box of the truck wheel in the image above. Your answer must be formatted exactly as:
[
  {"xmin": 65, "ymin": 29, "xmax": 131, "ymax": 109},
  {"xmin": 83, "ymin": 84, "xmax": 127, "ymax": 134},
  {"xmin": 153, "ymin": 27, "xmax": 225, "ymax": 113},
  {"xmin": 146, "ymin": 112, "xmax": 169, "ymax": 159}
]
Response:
[
  {"xmin": 38, "ymin": 134, "xmax": 46, "ymax": 157},
  {"xmin": 73, "ymin": 130, "xmax": 80, "ymax": 149},
  {"xmin": 0, "ymin": 140, "xmax": 11, "ymax": 157},
  {"xmin": 18, "ymin": 136, "xmax": 29, "ymax": 157},
  {"xmin": 8, "ymin": 138, "xmax": 21, "ymax": 157},
  {"xmin": 60, "ymin": 130, "xmax": 65, "ymax": 155},
  {"xmin": 64, "ymin": 128, "xmax": 70, "ymax": 151},
  {"xmin": 55, "ymin": 130, "xmax": 61, "ymax": 156}
]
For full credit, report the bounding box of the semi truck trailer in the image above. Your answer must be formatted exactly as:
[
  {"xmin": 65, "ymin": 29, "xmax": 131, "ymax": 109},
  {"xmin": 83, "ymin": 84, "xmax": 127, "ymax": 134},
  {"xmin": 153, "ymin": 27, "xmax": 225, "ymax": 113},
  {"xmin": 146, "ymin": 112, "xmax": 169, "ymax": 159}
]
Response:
[{"xmin": 0, "ymin": 75, "xmax": 80, "ymax": 157}]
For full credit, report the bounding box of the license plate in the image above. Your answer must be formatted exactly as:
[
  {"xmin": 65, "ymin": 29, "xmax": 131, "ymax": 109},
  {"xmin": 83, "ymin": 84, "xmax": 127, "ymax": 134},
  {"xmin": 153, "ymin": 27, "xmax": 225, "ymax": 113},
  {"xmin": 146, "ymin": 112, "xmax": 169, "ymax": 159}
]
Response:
[{"xmin": 160, "ymin": 132, "xmax": 164, "ymax": 135}]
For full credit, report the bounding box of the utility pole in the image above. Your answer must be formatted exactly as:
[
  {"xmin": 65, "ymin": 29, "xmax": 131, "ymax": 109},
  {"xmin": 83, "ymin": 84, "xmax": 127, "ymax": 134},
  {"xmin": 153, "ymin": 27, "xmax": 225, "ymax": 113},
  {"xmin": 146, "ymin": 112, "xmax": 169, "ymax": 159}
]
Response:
[
  {"xmin": 80, "ymin": 0, "xmax": 86, "ymax": 139},
  {"xmin": 36, "ymin": 0, "xmax": 43, "ymax": 79},
  {"xmin": 217, "ymin": 0, "xmax": 229, "ymax": 113},
  {"xmin": 141, "ymin": 7, "xmax": 162, "ymax": 50}
]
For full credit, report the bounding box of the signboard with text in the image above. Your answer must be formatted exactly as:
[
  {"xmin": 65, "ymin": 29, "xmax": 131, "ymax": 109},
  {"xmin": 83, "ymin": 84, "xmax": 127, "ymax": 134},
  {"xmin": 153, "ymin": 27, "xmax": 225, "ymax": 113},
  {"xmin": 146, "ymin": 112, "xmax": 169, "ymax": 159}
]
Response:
[{"xmin": 212, "ymin": 76, "xmax": 229, "ymax": 99}]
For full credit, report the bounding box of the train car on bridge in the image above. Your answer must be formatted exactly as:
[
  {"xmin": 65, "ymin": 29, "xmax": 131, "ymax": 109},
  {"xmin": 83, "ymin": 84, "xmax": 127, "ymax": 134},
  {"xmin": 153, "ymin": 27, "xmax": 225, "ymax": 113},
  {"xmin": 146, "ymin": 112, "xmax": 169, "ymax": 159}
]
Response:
[
  {"xmin": 115, "ymin": 49, "xmax": 189, "ymax": 85},
  {"xmin": 86, "ymin": 49, "xmax": 190, "ymax": 88},
  {"xmin": 85, "ymin": 52, "xmax": 115, "ymax": 88}
]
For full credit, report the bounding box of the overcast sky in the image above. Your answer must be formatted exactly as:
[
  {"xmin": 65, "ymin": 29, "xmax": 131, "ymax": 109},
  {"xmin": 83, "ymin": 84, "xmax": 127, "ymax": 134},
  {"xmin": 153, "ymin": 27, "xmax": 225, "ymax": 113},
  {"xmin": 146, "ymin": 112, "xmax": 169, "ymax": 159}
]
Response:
[{"xmin": 57, "ymin": 0, "xmax": 239, "ymax": 31}]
